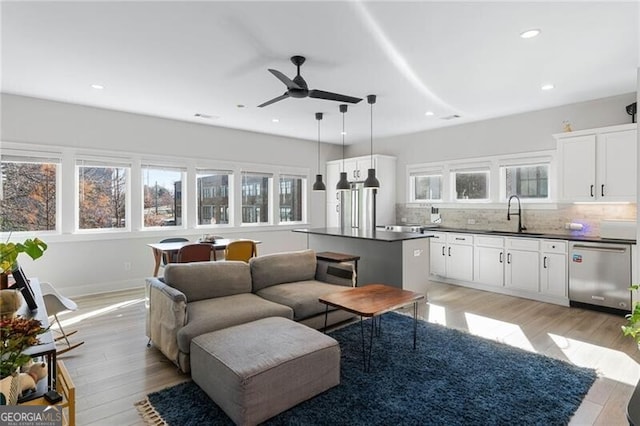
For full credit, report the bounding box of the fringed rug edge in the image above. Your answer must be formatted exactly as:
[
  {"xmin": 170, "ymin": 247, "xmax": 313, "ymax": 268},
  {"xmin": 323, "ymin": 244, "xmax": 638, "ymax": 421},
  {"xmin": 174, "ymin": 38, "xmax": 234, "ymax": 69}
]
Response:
[{"xmin": 135, "ymin": 396, "xmax": 169, "ymax": 426}]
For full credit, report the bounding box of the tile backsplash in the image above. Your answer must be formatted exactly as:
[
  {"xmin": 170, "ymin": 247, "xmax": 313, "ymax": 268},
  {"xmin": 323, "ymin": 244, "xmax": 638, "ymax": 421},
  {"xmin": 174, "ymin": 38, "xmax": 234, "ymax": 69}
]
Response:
[{"xmin": 396, "ymin": 203, "xmax": 637, "ymax": 237}]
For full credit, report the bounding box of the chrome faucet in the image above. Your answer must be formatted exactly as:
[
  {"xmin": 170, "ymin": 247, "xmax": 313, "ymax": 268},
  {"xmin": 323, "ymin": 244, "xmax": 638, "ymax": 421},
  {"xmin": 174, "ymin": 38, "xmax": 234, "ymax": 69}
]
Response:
[{"xmin": 507, "ymin": 195, "xmax": 527, "ymax": 233}]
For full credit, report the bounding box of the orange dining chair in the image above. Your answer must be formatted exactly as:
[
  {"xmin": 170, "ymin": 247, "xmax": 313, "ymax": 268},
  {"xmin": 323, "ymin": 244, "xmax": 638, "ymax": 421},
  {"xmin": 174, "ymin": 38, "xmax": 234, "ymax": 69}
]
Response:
[
  {"xmin": 224, "ymin": 240, "xmax": 257, "ymax": 262},
  {"xmin": 176, "ymin": 243, "xmax": 214, "ymax": 263}
]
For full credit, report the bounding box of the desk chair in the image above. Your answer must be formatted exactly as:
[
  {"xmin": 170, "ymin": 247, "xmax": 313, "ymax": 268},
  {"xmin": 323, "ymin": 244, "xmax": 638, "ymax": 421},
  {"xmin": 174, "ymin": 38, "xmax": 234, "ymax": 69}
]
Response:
[
  {"xmin": 40, "ymin": 282, "xmax": 85, "ymax": 355},
  {"xmin": 224, "ymin": 240, "xmax": 257, "ymax": 263},
  {"xmin": 159, "ymin": 237, "xmax": 189, "ymax": 265},
  {"xmin": 177, "ymin": 243, "xmax": 214, "ymax": 262}
]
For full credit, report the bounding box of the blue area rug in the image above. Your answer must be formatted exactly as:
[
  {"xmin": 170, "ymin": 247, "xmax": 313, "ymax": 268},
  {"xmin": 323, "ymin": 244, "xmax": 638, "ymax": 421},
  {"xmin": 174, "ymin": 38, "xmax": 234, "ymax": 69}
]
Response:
[{"xmin": 143, "ymin": 312, "xmax": 596, "ymax": 425}]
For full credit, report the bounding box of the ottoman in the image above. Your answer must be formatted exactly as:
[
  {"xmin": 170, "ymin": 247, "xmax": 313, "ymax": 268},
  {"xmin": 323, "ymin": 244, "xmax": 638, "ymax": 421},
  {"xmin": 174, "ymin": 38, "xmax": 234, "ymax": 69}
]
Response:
[{"xmin": 190, "ymin": 317, "xmax": 340, "ymax": 426}]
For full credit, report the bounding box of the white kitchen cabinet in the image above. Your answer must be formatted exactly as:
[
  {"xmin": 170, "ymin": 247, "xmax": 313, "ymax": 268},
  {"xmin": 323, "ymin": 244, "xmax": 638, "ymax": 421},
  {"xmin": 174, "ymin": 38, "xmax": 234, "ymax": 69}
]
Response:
[
  {"xmin": 326, "ymin": 155, "xmax": 396, "ymax": 226},
  {"xmin": 540, "ymin": 240, "xmax": 567, "ymax": 298},
  {"xmin": 429, "ymin": 233, "xmax": 447, "ymax": 277},
  {"xmin": 473, "ymin": 236, "xmax": 505, "ymax": 287},
  {"xmin": 429, "ymin": 232, "xmax": 473, "ymax": 281},
  {"xmin": 504, "ymin": 238, "xmax": 540, "ymax": 293},
  {"xmin": 556, "ymin": 123, "xmax": 637, "ymax": 202}
]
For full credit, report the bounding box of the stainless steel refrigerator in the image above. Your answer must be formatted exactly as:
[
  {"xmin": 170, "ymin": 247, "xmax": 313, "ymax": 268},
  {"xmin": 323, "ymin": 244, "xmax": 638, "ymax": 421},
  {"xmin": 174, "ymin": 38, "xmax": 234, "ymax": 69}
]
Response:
[{"xmin": 339, "ymin": 182, "xmax": 377, "ymax": 232}]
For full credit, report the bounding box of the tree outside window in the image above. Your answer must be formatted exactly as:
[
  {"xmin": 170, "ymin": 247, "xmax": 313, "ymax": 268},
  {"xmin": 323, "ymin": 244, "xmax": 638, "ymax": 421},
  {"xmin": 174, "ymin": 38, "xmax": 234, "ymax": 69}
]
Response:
[
  {"xmin": 78, "ymin": 165, "xmax": 128, "ymax": 229},
  {"xmin": 142, "ymin": 166, "xmax": 184, "ymax": 227},
  {"xmin": 454, "ymin": 171, "xmax": 489, "ymax": 200},
  {"xmin": 1, "ymin": 158, "xmax": 58, "ymax": 232},
  {"xmin": 411, "ymin": 173, "xmax": 442, "ymax": 201}
]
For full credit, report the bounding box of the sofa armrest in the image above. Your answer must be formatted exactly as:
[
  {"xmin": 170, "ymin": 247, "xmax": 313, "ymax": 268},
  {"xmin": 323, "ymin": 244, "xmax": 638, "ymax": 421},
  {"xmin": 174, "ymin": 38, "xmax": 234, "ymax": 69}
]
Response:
[
  {"xmin": 145, "ymin": 277, "xmax": 188, "ymax": 367},
  {"xmin": 315, "ymin": 260, "xmax": 355, "ymax": 287}
]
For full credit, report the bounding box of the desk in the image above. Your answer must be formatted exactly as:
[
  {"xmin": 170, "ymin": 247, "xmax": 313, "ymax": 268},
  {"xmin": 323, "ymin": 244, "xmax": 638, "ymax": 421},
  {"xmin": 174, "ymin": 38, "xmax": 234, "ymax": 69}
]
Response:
[
  {"xmin": 147, "ymin": 239, "xmax": 259, "ymax": 277},
  {"xmin": 15, "ymin": 278, "xmax": 57, "ymax": 397}
]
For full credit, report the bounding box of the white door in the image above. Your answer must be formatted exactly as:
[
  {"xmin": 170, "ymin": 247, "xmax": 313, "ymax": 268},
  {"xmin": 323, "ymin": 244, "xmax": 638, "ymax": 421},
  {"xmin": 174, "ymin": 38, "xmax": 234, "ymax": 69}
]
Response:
[
  {"xmin": 540, "ymin": 252, "xmax": 567, "ymax": 297},
  {"xmin": 474, "ymin": 246, "xmax": 504, "ymax": 287},
  {"xmin": 505, "ymin": 249, "xmax": 540, "ymax": 292},
  {"xmin": 429, "ymin": 242, "xmax": 447, "ymax": 277},
  {"xmin": 598, "ymin": 129, "xmax": 636, "ymax": 201},
  {"xmin": 446, "ymin": 244, "xmax": 474, "ymax": 282},
  {"xmin": 560, "ymin": 135, "xmax": 596, "ymax": 201}
]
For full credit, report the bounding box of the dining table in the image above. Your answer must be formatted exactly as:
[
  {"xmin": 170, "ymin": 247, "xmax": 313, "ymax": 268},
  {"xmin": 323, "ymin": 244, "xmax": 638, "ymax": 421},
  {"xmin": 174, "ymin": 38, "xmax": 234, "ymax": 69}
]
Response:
[{"xmin": 147, "ymin": 238, "xmax": 259, "ymax": 277}]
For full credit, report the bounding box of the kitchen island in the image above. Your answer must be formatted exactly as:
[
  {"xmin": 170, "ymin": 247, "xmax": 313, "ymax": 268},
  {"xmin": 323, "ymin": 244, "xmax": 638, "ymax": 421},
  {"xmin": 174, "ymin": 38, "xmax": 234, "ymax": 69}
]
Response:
[{"xmin": 293, "ymin": 227, "xmax": 433, "ymax": 295}]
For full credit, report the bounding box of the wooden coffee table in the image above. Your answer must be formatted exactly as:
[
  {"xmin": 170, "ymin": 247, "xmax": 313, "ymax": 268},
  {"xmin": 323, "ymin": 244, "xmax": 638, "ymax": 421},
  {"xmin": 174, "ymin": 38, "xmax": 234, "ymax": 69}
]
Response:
[{"xmin": 319, "ymin": 284, "xmax": 425, "ymax": 372}]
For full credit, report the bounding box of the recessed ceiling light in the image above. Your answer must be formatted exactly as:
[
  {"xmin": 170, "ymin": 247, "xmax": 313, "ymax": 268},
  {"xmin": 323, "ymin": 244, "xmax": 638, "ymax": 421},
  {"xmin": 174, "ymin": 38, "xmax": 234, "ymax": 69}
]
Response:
[
  {"xmin": 91, "ymin": 84, "xmax": 104, "ymax": 90},
  {"xmin": 541, "ymin": 83, "xmax": 555, "ymax": 91},
  {"xmin": 341, "ymin": 131, "xmax": 347, "ymax": 136},
  {"xmin": 520, "ymin": 29, "xmax": 541, "ymax": 39},
  {"xmin": 272, "ymin": 118, "xmax": 279, "ymax": 123},
  {"xmin": 424, "ymin": 111, "xmax": 435, "ymax": 116}
]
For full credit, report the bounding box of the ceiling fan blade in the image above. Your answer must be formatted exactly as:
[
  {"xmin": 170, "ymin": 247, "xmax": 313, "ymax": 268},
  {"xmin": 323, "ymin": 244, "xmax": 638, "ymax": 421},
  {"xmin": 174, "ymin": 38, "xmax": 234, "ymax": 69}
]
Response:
[
  {"xmin": 268, "ymin": 69, "xmax": 301, "ymax": 90},
  {"xmin": 309, "ymin": 90, "xmax": 362, "ymax": 104},
  {"xmin": 258, "ymin": 92, "xmax": 290, "ymax": 108}
]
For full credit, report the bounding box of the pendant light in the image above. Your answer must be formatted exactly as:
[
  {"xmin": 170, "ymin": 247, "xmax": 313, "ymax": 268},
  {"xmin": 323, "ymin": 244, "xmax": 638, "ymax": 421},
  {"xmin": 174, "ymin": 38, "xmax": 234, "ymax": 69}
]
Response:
[
  {"xmin": 336, "ymin": 104, "xmax": 351, "ymax": 191},
  {"xmin": 363, "ymin": 94, "xmax": 380, "ymax": 189},
  {"xmin": 312, "ymin": 112, "xmax": 326, "ymax": 191}
]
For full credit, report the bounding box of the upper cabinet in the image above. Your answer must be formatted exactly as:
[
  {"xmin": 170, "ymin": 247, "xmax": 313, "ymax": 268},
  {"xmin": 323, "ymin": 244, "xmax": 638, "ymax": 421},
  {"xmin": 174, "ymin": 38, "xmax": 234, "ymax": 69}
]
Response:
[
  {"xmin": 326, "ymin": 154, "xmax": 396, "ymax": 226},
  {"xmin": 556, "ymin": 123, "xmax": 637, "ymax": 202}
]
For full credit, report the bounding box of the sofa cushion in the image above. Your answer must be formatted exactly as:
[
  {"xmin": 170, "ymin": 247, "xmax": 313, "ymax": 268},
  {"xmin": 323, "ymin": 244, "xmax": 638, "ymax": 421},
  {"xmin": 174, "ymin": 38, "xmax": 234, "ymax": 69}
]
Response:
[
  {"xmin": 176, "ymin": 293, "xmax": 293, "ymax": 353},
  {"xmin": 256, "ymin": 281, "xmax": 352, "ymax": 321},
  {"xmin": 250, "ymin": 249, "xmax": 317, "ymax": 292},
  {"xmin": 164, "ymin": 261, "xmax": 251, "ymax": 302}
]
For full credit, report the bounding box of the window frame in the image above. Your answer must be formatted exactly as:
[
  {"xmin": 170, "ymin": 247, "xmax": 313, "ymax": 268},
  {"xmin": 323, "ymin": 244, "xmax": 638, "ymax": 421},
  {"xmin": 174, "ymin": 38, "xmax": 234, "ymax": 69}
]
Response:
[
  {"xmin": 140, "ymin": 164, "xmax": 187, "ymax": 229},
  {"xmin": 278, "ymin": 173, "xmax": 307, "ymax": 224},
  {"xmin": 408, "ymin": 168, "xmax": 444, "ymax": 203},
  {"xmin": 240, "ymin": 170, "xmax": 273, "ymax": 226},
  {"xmin": 195, "ymin": 168, "xmax": 233, "ymax": 228}
]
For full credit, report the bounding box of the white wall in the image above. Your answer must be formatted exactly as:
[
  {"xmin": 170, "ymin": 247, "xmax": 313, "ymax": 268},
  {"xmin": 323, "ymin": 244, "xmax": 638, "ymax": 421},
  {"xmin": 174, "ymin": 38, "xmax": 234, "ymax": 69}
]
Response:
[
  {"xmin": 346, "ymin": 92, "xmax": 637, "ymax": 203},
  {"xmin": 1, "ymin": 94, "xmax": 341, "ymax": 296}
]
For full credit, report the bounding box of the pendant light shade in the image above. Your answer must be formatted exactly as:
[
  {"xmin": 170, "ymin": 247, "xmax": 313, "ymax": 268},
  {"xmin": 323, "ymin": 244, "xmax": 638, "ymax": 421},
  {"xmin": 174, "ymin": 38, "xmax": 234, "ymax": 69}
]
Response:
[
  {"xmin": 336, "ymin": 104, "xmax": 351, "ymax": 191},
  {"xmin": 363, "ymin": 94, "xmax": 380, "ymax": 189},
  {"xmin": 312, "ymin": 112, "xmax": 326, "ymax": 191}
]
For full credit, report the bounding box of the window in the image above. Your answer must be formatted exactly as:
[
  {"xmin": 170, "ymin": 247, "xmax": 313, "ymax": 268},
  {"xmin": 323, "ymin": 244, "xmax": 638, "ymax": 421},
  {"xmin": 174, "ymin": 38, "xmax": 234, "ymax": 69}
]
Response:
[
  {"xmin": 1, "ymin": 155, "xmax": 59, "ymax": 232},
  {"xmin": 141, "ymin": 165, "xmax": 185, "ymax": 227},
  {"xmin": 77, "ymin": 160, "xmax": 129, "ymax": 230},
  {"xmin": 242, "ymin": 172, "xmax": 271, "ymax": 224},
  {"xmin": 196, "ymin": 169, "xmax": 232, "ymax": 225},
  {"xmin": 453, "ymin": 170, "xmax": 489, "ymax": 200},
  {"xmin": 279, "ymin": 175, "xmax": 305, "ymax": 222},
  {"xmin": 410, "ymin": 172, "xmax": 442, "ymax": 202},
  {"xmin": 502, "ymin": 164, "xmax": 549, "ymax": 200}
]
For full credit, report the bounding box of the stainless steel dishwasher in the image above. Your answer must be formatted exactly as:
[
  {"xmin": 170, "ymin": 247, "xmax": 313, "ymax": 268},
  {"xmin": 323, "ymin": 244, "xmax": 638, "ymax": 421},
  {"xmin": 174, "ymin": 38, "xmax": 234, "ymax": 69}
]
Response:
[{"xmin": 568, "ymin": 241, "xmax": 631, "ymax": 313}]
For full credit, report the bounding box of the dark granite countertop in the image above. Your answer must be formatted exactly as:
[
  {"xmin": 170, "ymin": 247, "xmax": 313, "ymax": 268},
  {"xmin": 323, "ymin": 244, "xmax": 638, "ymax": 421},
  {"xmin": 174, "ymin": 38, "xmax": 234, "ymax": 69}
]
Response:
[
  {"xmin": 293, "ymin": 227, "xmax": 433, "ymax": 242},
  {"xmin": 429, "ymin": 227, "xmax": 636, "ymax": 245}
]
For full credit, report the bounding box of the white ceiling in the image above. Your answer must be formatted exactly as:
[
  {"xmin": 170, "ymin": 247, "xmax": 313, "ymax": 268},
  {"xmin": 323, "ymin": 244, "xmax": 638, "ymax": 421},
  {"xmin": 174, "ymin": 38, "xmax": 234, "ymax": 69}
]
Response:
[{"xmin": 1, "ymin": 1, "xmax": 638, "ymax": 144}]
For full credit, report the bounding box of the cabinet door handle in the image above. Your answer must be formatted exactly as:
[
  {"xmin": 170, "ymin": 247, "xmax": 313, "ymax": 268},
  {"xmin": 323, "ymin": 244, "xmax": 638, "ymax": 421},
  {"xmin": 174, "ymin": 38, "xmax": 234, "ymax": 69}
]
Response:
[
  {"xmin": 455, "ymin": 237, "xmax": 466, "ymax": 241},
  {"xmin": 336, "ymin": 205, "xmax": 339, "ymax": 213},
  {"xmin": 336, "ymin": 192, "xmax": 339, "ymax": 200},
  {"xmin": 448, "ymin": 247, "xmax": 451, "ymax": 257},
  {"xmin": 442, "ymin": 246, "xmax": 445, "ymax": 256},
  {"xmin": 507, "ymin": 253, "xmax": 511, "ymax": 264},
  {"xmin": 543, "ymin": 256, "xmax": 548, "ymax": 269},
  {"xmin": 601, "ymin": 184, "xmax": 605, "ymax": 197},
  {"xmin": 590, "ymin": 185, "xmax": 594, "ymax": 197},
  {"xmin": 499, "ymin": 252, "xmax": 503, "ymax": 263}
]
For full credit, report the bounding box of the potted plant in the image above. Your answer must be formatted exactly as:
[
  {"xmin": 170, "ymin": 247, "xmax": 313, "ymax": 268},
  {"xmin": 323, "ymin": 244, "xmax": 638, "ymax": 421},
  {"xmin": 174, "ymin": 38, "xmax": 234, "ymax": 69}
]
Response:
[
  {"xmin": 0, "ymin": 238, "xmax": 47, "ymax": 288},
  {"xmin": 622, "ymin": 284, "xmax": 640, "ymax": 347}
]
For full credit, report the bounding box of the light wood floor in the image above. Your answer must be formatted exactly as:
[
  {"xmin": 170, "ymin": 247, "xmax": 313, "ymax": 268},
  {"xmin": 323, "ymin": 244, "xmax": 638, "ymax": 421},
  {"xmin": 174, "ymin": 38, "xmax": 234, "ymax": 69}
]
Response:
[{"xmin": 54, "ymin": 281, "xmax": 638, "ymax": 425}]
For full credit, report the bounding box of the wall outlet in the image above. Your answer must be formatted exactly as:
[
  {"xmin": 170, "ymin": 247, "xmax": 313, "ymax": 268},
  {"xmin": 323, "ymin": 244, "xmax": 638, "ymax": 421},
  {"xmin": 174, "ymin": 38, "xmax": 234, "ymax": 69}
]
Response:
[
  {"xmin": 467, "ymin": 219, "xmax": 476, "ymax": 225},
  {"xmin": 413, "ymin": 249, "xmax": 423, "ymax": 257},
  {"xmin": 124, "ymin": 262, "xmax": 132, "ymax": 271}
]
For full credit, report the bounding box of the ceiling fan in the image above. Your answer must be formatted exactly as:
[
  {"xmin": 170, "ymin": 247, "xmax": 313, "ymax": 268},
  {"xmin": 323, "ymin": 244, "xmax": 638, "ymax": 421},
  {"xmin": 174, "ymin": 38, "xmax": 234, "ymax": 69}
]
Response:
[{"xmin": 258, "ymin": 55, "xmax": 362, "ymax": 108}]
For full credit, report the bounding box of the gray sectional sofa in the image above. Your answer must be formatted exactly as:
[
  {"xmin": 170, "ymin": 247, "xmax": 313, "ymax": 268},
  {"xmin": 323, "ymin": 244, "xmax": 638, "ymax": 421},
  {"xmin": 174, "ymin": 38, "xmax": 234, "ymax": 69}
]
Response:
[{"xmin": 145, "ymin": 249, "xmax": 356, "ymax": 372}]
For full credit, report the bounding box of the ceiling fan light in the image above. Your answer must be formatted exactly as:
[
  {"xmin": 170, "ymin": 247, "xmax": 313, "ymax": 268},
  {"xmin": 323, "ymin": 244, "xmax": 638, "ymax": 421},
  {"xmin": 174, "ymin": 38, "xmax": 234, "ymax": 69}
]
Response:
[
  {"xmin": 313, "ymin": 174, "xmax": 326, "ymax": 191},
  {"xmin": 336, "ymin": 172, "xmax": 350, "ymax": 191},
  {"xmin": 363, "ymin": 168, "xmax": 380, "ymax": 189}
]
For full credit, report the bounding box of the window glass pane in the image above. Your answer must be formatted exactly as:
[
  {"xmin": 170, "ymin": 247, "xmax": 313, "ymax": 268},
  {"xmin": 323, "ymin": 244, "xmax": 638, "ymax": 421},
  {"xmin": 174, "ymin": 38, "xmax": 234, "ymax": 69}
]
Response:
[
  {"xmin": 142, "ymin": 167, "xmax": 184, "ymax": 227},
  {"xmin": 412, "ymin": 174, "xmax": 442, "ymax": 201},
  {"xmin": 78, "ymin": 165, "xmax": 127, "ymax": 229},
  {"xmin": 197, "ymin": 170, "xmax": 231, "ymax": 225},
  {"xmin": 242, "ymin": 172, "xmax": 270, "ymax": 224},
  {"xmin": 279, "ymin": 176, "xmax": 305, "ymax": 222},
  {"xmin": 455, "ymin": 171, "xmax": 489, "ymax": 200},
  {"xmin": 1, "ymin": 159, "xmax": 57, "ymax": 232},
  {"xmin": 504, "ymin": 164, "xmax": 549, "ymax": 199}
]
